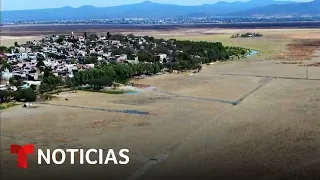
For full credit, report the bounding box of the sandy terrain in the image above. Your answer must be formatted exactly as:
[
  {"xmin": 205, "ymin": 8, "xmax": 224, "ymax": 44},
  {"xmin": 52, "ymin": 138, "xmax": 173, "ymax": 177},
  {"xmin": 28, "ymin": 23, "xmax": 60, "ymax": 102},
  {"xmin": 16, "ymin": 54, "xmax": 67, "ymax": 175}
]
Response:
[
  {"xmin": 1, "ymin": 28, "xmax": 320, "ymax": 179},
  {"xmin": 0, "ymin": 36, "xmax": 43, "ymax": 47}
]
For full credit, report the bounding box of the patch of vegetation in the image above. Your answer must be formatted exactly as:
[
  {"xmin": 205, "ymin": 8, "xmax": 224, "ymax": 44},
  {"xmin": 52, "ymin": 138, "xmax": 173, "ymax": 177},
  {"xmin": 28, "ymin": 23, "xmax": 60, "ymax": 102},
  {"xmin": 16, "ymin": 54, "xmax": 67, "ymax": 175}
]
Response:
[
  {"xmin": 39, "ymin": 94, "xmax": 58, "ymax": 101},
  {"xmin": 103, "ymin": 90, "xmax": 126, "ymax": 94},
  {"xmin": 133, "ymin": 122, "xmax": 152, "ymax": 127},
  {"xmin": 0, "ymin": 102, "xmax": 20, "ymax": 110},
  {"xmin": 0, "ymin": 88, "xmax": 37, "ymax": 103},
  {"xmin": 170, "ymin": 33, "xmax": 285, "ymax": 56},
  {"xmin": 77, "ymin": 86, "xmax": 127, "ymax": 94},
  {"xmin": 15, "ymin": 88, "xmax": 37, "ymax": 102},
  {"xmin": 45, "ymin": 89, "xmax": 74, "ymax": 95}
]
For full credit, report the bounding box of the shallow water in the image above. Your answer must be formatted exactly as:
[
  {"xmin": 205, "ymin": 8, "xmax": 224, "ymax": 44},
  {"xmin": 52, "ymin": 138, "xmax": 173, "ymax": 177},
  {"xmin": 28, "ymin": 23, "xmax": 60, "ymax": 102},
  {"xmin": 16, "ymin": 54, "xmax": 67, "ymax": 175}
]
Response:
[
  {"xmin": 126, "ymin": 91, "xmax": 141, "ymax": 95},
  {"xmin": 247, "ymin": 50, "xmax": 259, "ymax": 57}
]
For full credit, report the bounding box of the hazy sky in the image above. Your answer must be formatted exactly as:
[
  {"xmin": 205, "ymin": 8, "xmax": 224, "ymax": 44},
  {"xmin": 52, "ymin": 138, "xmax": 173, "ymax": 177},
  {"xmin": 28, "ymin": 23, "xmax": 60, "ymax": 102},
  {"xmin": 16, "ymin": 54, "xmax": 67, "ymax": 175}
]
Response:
[{"xmin": 1, "ymin": 0, "xmax": 312, "ymax": 11}]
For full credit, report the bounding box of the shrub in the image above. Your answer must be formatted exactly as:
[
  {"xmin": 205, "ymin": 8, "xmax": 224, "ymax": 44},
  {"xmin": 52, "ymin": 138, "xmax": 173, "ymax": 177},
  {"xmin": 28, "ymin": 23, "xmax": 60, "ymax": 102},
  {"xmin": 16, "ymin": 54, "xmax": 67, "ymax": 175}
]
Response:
[
  {"xmin": 15, "ymin": 88, "xmax": 37, "ymax": 102},
  {"xmin": 39, "ymin": 83, "xmax": 52, "ymax": 94},
  {"xmin": 30, "ymin": 84, "xmax": 37, "ymax": 91},
  {"xmin": 0, "ymin": 90, "xmax": 5, "ymax": 103}
]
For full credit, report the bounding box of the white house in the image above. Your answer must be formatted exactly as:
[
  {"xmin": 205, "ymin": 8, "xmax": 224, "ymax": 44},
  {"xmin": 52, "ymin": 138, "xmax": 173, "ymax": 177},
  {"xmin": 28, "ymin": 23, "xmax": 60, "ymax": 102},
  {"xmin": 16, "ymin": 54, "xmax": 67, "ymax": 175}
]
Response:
[
  {"xmin": 1, "ymin": 69, "xmax": 13, "ymax": 81},
  {"xmin": 0, "ymin": 84, "xmax": 7, "ymax": 91},
  {"xmin": 157, "ymin": 54, "xmax": 167, "ymax": 63}
]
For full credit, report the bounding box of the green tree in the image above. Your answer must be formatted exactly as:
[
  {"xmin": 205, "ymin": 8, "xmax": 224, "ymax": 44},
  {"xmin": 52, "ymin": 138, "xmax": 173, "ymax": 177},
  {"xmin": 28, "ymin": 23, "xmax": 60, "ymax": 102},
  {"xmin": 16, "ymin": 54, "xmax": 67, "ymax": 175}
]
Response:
[
  {"xmin": 84, "ymin": 56, "xmax": 98, "ymax": 64},
  {"xmin": 0, "ymin": 46, "xmax": 8, "ymax": 53},
  {"xmin": 36, "ymin": 58, "xmax": 45, "ymax": 71},
  {"xmin": 30, "ymin": 84, "xmax": 37, "ymax": 91},
  {"xmin": 9, "ymin": 77, "xmax": 23, "ymax": 87},
  {"xmin": 7, "ymin": 46, "xmax": 15, "ymax": 53},
  {"xmin": 15, "ymin": 88, "xmax": 37, "ymax": 102},
  {"xmin": 48, "ymin": 76, "xmax": 56, "ymax": 86},
  {"xmin": 0, "ymin": 90, "xmax": 5, "ymax": 102},
  {"xmin": 37, "ymin": 54, "xmax": 45, "ymax": 61},
  {"xmin": 43, "ymin": 67, "xmax": 54, "ymax": 78},
  {"xmin": 101, "ymin": 65, "xmax": 116, "ymax": 77},
  {"xmin": 137, "ymin": 51, "xmax": 152, "ymax": 62},
  {"xmin": 56, "ymin": 36, "xmax": 65, "ymax": 43},
  {"xmin": 39, "ymin": 83, "xmax": 51, "ymax": 94},
  {"xmin": 1, "ymin": 62, "xmax": 12, "ymax": 71},
  {"xmin": 88, "ymin": 34, "xmax": 98, "ymax": 41},
  {"xmin": 101, "ymin": 76, "xmax": 113, "ymax": 87},
  {"xmin": 2, "ymin": 90, "xmax": 15, "ymax": 102},
  {"xmin": 64, "ymin": 76, "xmax": 77, "ymax": 87},
  {"xmin": 88, "ymin": 76, "xmax": 113, "ymax": 90},
  {"xmin": 153, "ymin": 63, "xmax": 161, "ymax": 74},
  {"xmin": 47, "ymin": 53, "xmax": 57, "ymax": 59}
]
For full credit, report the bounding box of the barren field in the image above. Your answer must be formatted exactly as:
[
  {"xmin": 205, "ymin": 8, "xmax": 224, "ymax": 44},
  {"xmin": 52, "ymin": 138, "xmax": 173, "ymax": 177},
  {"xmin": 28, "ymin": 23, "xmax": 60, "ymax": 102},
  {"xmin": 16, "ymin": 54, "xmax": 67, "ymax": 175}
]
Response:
[
  {"xmin": 0, "ymin": 36, "xmax": 43, "ymax": 47},
  {"xmin": 1, "ymin": 27, "xmax": 320, "ymax": 179}
]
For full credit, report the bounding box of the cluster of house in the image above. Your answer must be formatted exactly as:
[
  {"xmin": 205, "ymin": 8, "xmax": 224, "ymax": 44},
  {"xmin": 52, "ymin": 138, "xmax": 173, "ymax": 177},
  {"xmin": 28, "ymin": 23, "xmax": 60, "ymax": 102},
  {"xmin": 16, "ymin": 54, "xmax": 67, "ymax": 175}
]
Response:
[
  {"xmin": 231, "ymin": 32, "xmax": 263, "ymax": 38},
  {"xmin": 0, "ymin": 32, "xmax": 169, "ymax": 91}
]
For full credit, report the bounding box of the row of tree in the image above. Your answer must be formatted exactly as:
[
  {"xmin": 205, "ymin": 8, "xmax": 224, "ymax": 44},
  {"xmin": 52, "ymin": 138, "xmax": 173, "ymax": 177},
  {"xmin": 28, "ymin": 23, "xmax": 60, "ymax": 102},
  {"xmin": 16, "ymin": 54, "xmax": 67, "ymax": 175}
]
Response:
[
  {"xmin": 71, "ymin": 62, "xmax": 163, "ymax": 87},
  {"xmin": 0, "ymin": 88, "xmax": 37, "ymax": 103},
  {"xmin": 69, "ymin": 53, "xmax": 204, "ymax": 90}
]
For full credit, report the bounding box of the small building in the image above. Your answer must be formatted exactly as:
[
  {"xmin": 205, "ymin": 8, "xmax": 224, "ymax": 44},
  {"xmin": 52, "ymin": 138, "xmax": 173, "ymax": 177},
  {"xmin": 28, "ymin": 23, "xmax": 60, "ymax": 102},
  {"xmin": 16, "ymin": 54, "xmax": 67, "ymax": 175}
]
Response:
[
  {"xmin": 21, "ymin": 81, "xmax": 42, "ymax": 89},
  {"xmin": 156, "ymin": 54, "xmax": 167, "ymax": 63},
  {"xmin": 0, "ymin": 84, "xmax": 8, "ymax": 91},
  {"xmin": 1, "ymin": 69, "xmax": 13, "ymax": 81}
]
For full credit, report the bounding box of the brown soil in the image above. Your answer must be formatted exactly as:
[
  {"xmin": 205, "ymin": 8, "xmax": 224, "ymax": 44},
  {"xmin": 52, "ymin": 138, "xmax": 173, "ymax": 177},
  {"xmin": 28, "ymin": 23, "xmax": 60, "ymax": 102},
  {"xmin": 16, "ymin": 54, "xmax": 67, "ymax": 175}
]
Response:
[
  {"xmin": 276, "ymin": 62, "xmax": 304, "ymax": 65},
  {"xmin": 301, "ymin": 62, "xmax": 320, "ymax": 67},
  {"xmin": 270, "ymin": 40, "xmax": 320, "ymax": 61}
]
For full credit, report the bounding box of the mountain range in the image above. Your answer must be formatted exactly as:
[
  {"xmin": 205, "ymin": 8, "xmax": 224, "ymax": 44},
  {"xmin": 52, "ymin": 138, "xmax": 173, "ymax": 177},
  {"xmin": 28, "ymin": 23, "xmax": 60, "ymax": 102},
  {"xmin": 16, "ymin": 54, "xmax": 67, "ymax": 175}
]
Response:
[
  {"xmin": 230, "ymin": 0, "xmax": 320, "ymax": 16},
  {"xmin": 1, "ymin": 0, "xmax": 319, "ymax": 22}
]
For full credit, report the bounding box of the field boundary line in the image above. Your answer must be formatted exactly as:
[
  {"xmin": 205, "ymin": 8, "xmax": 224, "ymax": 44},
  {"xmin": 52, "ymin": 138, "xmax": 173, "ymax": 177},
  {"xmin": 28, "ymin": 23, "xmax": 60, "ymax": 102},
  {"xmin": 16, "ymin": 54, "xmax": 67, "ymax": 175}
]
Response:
[
  {"xmin": 233, "ymin": 77, "xmax": 274, "ymax": 105},
  {"xmin": 36, "ymin": 103, "xmax": 152, "ymax": 115},
  {"xmin": 202, "ymin": 72, "xmax": 320, "ymax": 81},
  {"xmin": 126, "ymin": 105, "xmax": 235, "ymax": 180}
]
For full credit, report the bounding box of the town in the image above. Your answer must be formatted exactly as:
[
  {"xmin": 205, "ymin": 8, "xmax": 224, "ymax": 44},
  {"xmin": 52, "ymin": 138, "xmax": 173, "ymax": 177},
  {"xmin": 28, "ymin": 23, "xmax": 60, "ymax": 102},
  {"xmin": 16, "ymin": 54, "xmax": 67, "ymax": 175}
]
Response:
[
  {"xmin": 0, "ymin": 32, "xmax": 248, "ymax": 105},
  {"xmin": 2, "ymin": 16, "xmax": 320, "ymax": 26}
]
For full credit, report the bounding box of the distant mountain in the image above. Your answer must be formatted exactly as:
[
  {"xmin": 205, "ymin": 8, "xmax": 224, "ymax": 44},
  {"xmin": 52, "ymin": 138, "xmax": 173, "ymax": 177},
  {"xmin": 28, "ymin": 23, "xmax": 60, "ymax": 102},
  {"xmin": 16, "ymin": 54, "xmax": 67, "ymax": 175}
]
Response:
[
  {"xmin": 230, "ymin": 0, "xmax": 320, "ymax": 17},
  {"xmin": 1, "ymin": 0, "xmax": 296, "ymax": 22}
]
